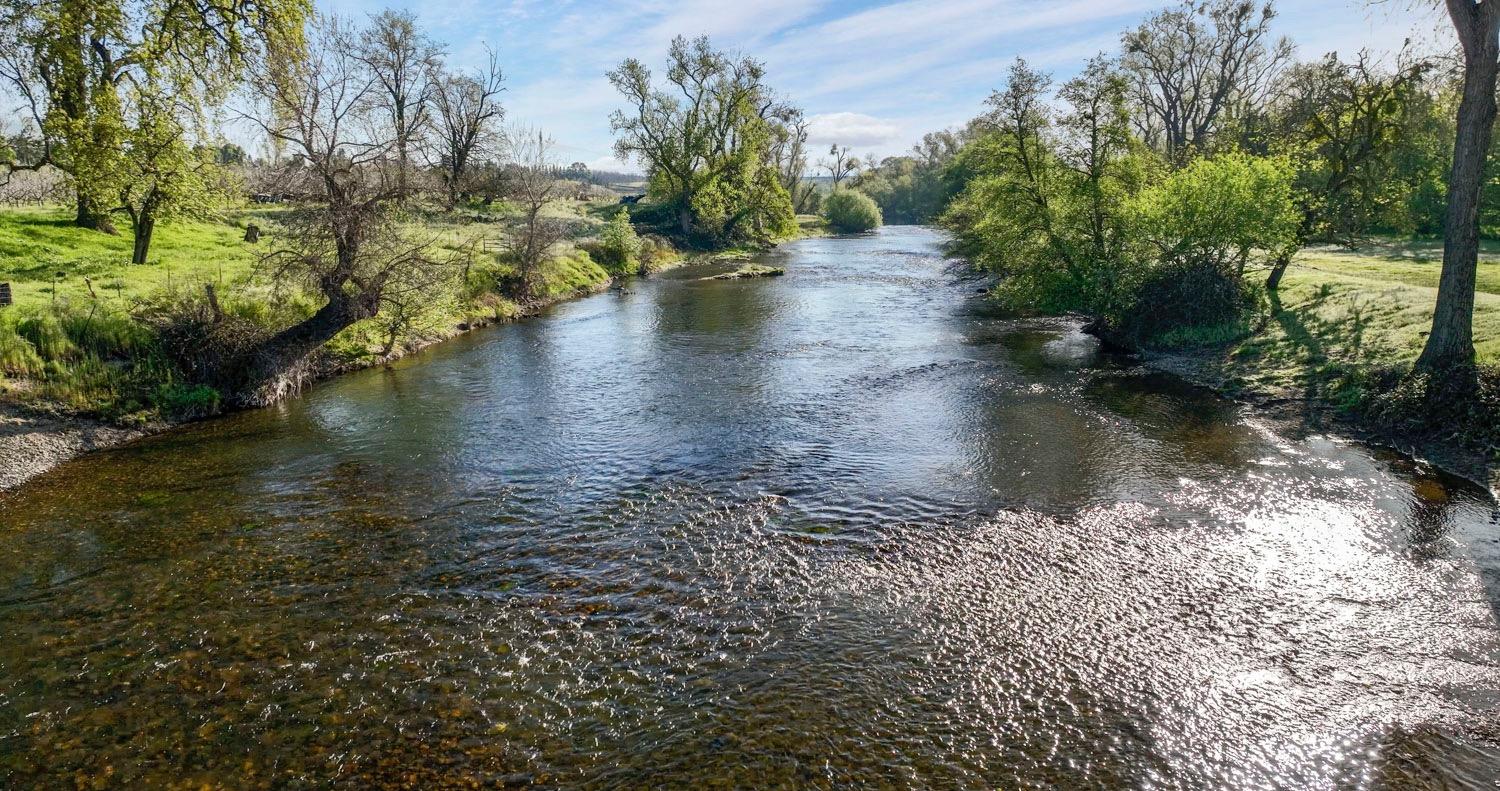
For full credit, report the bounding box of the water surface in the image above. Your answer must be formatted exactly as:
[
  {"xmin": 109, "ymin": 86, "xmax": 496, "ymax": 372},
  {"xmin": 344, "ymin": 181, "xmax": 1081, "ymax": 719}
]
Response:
[{"xmin": 2, "ymin": 227, "xmax": 1498, "ymax": 789}]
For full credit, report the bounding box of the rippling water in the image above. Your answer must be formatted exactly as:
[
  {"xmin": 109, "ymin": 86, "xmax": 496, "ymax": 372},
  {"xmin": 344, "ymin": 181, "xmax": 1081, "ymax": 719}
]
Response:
[{"xmin": 1, "ymin": 227, "xmax": 1498, "ymax": 789}]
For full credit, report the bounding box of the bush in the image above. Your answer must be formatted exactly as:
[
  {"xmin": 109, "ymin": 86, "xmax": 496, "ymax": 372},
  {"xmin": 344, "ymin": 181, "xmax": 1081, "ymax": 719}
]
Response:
[
  {"xmin": 1114, "ymin": 260, "xmax": 1261, "ymax": 346},
  {"xmin": 823, "ymin": 189, "xmax": 883, "ymax": 233},
  {"xmin": 1130, "ymin": 152, "xmax": 1300, "ymax": 276},
  {"xmin": 638, "ymin": 235, "xmax": 679, "ymax": 272},
  {"xmin": 600, "ymin": 208, "xmax": 642, "ymax": 274}
]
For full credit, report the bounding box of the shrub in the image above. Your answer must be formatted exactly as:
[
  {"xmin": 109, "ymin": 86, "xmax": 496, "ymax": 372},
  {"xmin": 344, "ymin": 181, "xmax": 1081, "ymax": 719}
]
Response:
[
  {"xmin": 1130, "ymin": 152, "xmax": 1301, "ymax": 277},
  {"xmin": 1115, "ymin": 260, "xmax": 1262, "ymax": 346},
  {"xmin": 823, "ymin": 189, "xmax": 883, "ymax": 233},
  {"xmin": 638, "ymin": 235, "xmax": 678, "ymax": 272},
  {"xmin": 597, "ymin": 208, "xmax": 642, "ymax": 274}
]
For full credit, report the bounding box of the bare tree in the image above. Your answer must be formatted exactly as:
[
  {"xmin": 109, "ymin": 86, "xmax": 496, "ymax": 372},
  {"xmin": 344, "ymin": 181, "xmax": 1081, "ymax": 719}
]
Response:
[
  {"xmin": 820, "ymin": 144, "xmax": 861, "ymax": 188},
  {"xmin": 236, "ymin": 16, "xmax": 452, "ymax": 404},
  {"xmin": 431, "ymin": 50, "xmax": 505, "ymax": 208},
  {"xmin": 1121, "ymin": 0, "xmax": 1291, "ymax": 161},
  {"xmin": 356, "ymin": 9, "xmax": 444, "ymax": 193},
  {"xmin": 1415, "ymin": 0, "xmax": 1500, "ymax": 377},
  {"xmin": 768, "ymin": 106, "xmax": 816, "ymax": 212},
  {"xmin": 505, "ymin": 128, "xmax": 566, "ymax": 301}
]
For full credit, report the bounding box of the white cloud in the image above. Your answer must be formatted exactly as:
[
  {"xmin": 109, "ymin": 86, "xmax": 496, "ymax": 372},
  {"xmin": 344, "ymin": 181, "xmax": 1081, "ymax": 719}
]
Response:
[{"xmin": 806, "ymin": 112, "xmax": 903, "ymax": 148}]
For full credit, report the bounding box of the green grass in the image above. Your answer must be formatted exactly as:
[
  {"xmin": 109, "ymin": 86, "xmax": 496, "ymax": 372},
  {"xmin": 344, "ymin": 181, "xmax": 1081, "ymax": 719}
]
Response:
[
  {"xmin": 0, "ymin": 199, "xmax": 645, "ymax": 420},
  {"xmin": 1198, "ymin": 239, "xmax": 1500, "ymax": 405},
  {"xmin": 0, "ymin": 206, "xmax": 270, "ymax": 309}
]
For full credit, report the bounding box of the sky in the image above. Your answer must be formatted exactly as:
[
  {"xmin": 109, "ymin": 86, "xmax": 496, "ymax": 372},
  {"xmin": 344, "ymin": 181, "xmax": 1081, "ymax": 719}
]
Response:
[{"xmin": 318, "ymin": 0, "xmax": 1443, "ymax": 171}]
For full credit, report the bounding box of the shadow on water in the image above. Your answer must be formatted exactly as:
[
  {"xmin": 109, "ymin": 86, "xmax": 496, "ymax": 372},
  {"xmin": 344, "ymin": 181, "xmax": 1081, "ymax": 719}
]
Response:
[{"xmin": 0, "ymin": 227, "xmax": 1497, "ymax": 788}]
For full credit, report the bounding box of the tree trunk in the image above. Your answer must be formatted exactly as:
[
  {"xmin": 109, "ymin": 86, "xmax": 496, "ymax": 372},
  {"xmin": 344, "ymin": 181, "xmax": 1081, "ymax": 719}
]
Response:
[
  {"xmin": 131, "ymin": 214, "xmax": 156, "ymax": 265},
  {"xmin": 75, "ymin": 195, "xmax": 118, "ymax": 234},
  {"xmin": 1265, "ymin": 253, "xmax": 1291, "ymax": 291},
  {"xmin": 1417, "ymin": 1, "xmax": 1500, "ymax": 375},
  {"xmin": 236, "ymin": 293, "xmax": 380, "ymax": 407}
]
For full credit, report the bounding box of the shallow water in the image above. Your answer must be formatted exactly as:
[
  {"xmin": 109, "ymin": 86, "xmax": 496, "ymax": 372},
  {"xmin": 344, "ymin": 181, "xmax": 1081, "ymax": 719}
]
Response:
[{"xmin": 1, "ymin": 226, "xmax": 1498, "ymax": 789}]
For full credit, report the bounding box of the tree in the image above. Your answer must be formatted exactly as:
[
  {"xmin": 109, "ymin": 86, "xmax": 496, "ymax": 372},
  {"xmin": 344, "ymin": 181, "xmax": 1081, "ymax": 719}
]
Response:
[
  {"xmin": 1415, "ymin": 0, "xmax": 1500, "ymax": 377},
  {"xmin": 820, "ymin": 144, "xmax": 861, "ymax": 188},
  {"xmin": 769, "ymin": 106, "xmax": 817, "ymax": 213},
  {"xmin": 356, "ymin": 9, "xmax": 442, "ymax": 192},
  {"xmin": 431, "ymin": 50, "xmax": 505, "ymax": 208},
  {"xmin": 117, "ymin": 87, "xmax": 230, "ymax": 264},
  {"xmin": 945, "ymin": 58, "xmax": 1144, "ymax": 318},
  {"xmin": 0, "ymin": 0, "xmax": 309, "ymax": 232},
  {"xmin": 1262, "ymin": 51, "xmax": 1428, "ymax": 289},
  {"xmin": 239, "ymin": 15, "xmax": 450, "ymax": 405},
  {"xmin": 608, "ymin": 35, "xmax": 797, "ymax": 244},
  {"xmin": 1130, "ymin": 151, "xmax": 1300, "ymax": 279},
  {"xmin": 1121, "ymin": 0, "xmax": 1290, "ymax": 161},
  {"xmin": 852, "ymin": 131, "xmax": 964, "ymax": 224},
  {"xmin": 504, "ymin": 129, "xmax": 565, "ymax": 300}
]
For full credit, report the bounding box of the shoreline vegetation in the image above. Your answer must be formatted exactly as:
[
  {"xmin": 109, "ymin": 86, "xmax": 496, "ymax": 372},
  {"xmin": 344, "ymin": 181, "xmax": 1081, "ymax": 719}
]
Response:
[
  {"xmin": 1133, "ymin": 238, "xmax": 1500, "ymax": 491},
  {"xmin": 0, "ymin": 200, "xmax": 820, "ymax": 491},
  {"xmin": 3, "ymin": 18, "xmax": 834, "ymax": 491}
]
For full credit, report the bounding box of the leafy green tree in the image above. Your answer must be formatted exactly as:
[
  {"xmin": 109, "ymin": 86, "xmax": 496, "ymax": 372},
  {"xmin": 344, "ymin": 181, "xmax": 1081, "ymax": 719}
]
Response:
[
  {"xmin": 944, "ymin": 58, "xmax": 1145, "ymax": 318},
  {"xmin": 851, "ymin": 131, "xmax": 963, "ymax": 224},
  {"xmin": 0, "ymin": 0, "xmax": 310, "ymax": 232},
  {"xmin": 1258, "ymin": 52, "xmax": 1428, "ymax": 288},
  {"xmin": 608, "ymin": 35, "xmax": 796, "ymax": 245},
  {"xmin": 823, "ymin": 188, "xmax": 882, "ymax": 232},
  {"xmin": 1130, "ymin": 151, "xmax": 1300, "ymax": 278},
  {"xmin": 117, "ymin": 87, "xmax": 232, "ymax": 264}
]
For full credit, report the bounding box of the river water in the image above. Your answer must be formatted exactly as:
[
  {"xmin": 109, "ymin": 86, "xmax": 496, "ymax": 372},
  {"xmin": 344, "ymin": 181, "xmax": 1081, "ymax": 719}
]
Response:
[{"xmin": 1, "ymin": 227, "xmax": 1498, "ymax": 789}]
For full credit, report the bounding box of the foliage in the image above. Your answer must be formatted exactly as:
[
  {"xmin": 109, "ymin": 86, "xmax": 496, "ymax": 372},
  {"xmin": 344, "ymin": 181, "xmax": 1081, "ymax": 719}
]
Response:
[
  {"xmin": 1129, "ymin": 151, "xmax": 1301, "ymax": 277},
  {"xmin": 822, "ymin": 189, "xmax": 882, "ymax": 233},
  {"xmin": 608, "ymin": 36, "xmax": 797, "ymax": 246},
  {"xmin": 850, "ymin": 130, "xmax": 963, "ymax": 224},
  {"xmin": 0, "ymin": 0, "xmax": 310, "ymax": 230},
  {"xmin": 945, "ymin": 58, "xmax": 1146, "ymax": 320},
  {"xmin": 584, "ymin": 208, "xmax": 643, "ymax": 274}
]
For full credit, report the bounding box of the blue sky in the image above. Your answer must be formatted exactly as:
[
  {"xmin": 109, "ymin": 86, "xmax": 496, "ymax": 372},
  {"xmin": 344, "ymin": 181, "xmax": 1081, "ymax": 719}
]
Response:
[{"xmin": 321, "ymin": 0, "xmax": 1443, "ymax": 171}]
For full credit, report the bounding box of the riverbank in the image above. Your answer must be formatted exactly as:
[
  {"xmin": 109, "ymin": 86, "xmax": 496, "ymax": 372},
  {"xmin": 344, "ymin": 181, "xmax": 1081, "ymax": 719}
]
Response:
[
  {"xmin": 0, "ymin": 210, "xmax": 795, "ymax": 492},
  {"xmin": 1137, "ymin": 239, "xmax": 1500, "ymax": 493}
]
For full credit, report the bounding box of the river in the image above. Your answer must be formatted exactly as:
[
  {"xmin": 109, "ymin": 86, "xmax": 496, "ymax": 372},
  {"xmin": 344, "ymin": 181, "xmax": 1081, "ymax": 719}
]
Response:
[{"xmin": 1, "ymin": 226, "xmax": 1498, "ymax": 789}]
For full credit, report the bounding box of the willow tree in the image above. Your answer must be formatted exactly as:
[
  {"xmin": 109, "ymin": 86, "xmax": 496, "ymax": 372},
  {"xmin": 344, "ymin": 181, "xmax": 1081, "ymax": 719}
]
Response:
[
  {"xmin": 237, "ymin": 15, "xmax": 453, "ymax": 406},
  {"xmin": 0, "ymin": 0, "xmax": 309, "ymax": 232},
  {"xmin": 608, "ymin": 36, "xmax": 796, "ymax": 245}
]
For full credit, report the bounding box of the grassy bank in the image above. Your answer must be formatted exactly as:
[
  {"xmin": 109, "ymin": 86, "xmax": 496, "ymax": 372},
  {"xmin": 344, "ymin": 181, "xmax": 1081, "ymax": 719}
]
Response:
[
  {"xmin": 1148, "ymin": 238, "xmax": 1500, "ymax": 469},
  {"xmin": 1198, "ymin": 241, "xmax": 1498, "ymax": 396},
  {"xmin": 0, "ymin": 199, "xmax": 678, "ymax": 423}
]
